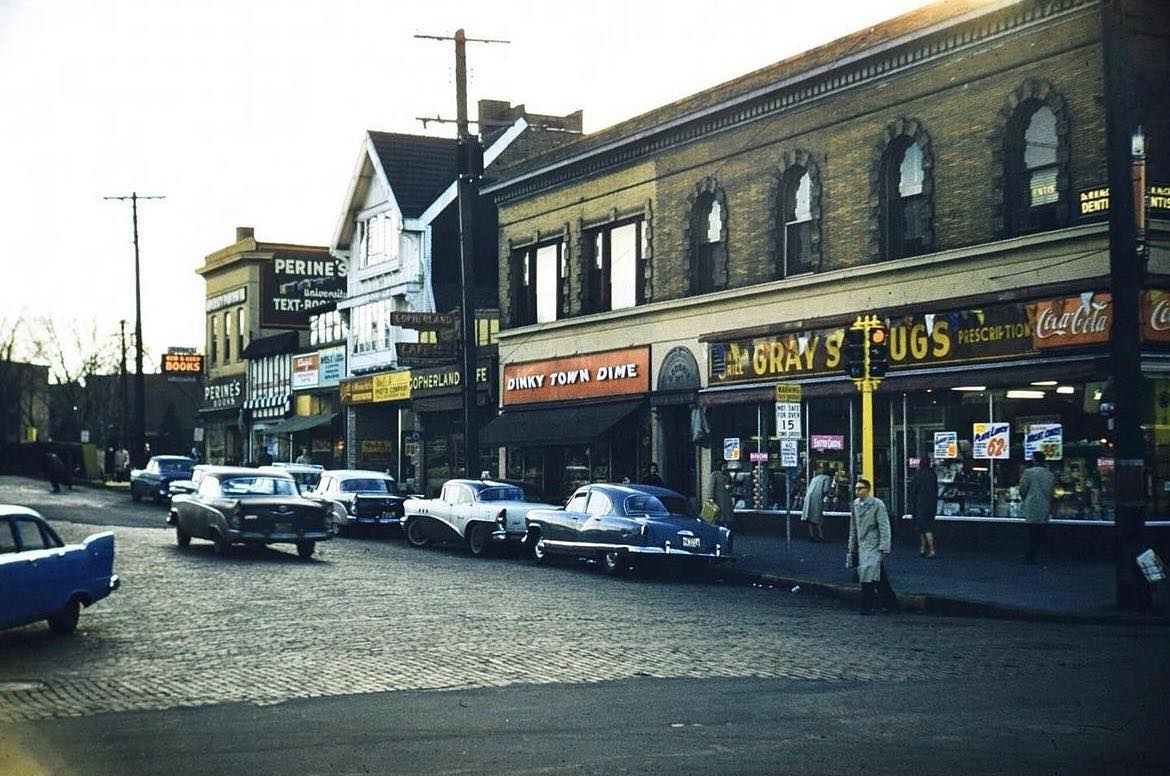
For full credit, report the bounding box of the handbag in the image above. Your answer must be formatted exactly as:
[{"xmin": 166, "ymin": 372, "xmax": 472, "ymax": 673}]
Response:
[{"xmin": 700, "ymin": 499, "xmax": 720, "ymax": 523}]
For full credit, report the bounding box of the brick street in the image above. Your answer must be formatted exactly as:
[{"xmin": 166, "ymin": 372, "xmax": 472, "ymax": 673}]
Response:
[{"xmin": 1, "ymin": 480, "xmax": 1165, "ymax": 729}]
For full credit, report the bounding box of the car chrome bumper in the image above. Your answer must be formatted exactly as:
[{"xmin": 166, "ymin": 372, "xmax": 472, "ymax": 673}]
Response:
[
  {"xmin": 539, "ymin": 539, "xmax": 732, "ymax": 561},
  {"xmin": 491, "ymin": 529, "xmax": 527, "ymax": 544},
  {"xmin": 353, "ymin": 516, "xmax": 402, "ymax": 527},
  {"xmin": 229, "ymin": 530, "xmax": 333, "ymax": 543},
  {"xmin": 109, "ymin": 574, "xmax": 120, "ymax": 591}
]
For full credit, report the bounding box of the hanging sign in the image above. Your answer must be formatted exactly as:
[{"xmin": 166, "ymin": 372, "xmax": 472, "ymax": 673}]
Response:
[
  {"xmin": 774, "ymin": 401, "xmax": 802, "ymax": 438},
  {"xmin": 933, "ymin": 431, "xmax": 958, "ymax": 460},
  {"xmin": 723, "ymin": 437, "xmax": 741, "ymax": 462},
  {"xmin": 973, "ymin": 422, "xmax": 1010, "ymax": 460},
  {"xmin": 749, "ymin": 451, "xmax": 769, "ymax": 463},
  {"xmin": 1024, "ymin": 423, "xmax": 1063, "ymax": 461},
  {"xmin": 810, "ymin": 434, "xmax": 845, "ymax": 452}
]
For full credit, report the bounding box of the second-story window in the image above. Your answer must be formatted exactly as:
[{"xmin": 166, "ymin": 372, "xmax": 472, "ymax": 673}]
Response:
[
  {"xmin": 236, "ymin": 308, "xmax": 245, "ymax": 354},
  {"xmin": 782, "ymin": 167, "xmax": 814, "ymax": 276},
  {"xmin": 584, "ymin": 220, "xmax": 643, "ymax": 314},
  {"xmin": 511, "ymin": 241, "xmax": 563, "ymax": 326},
  {"xmin": 881, "ymin": 138, "xmax": 929, "ymax": 260},
  {"xmin": 1006, "ymin": 102, "xmax": 1060, "ymax": 235},
  {"xmin": 209, "ymin": 316, "xmax": 217, "ymax": 364},
  {"xmin": 690, "ymin": 183, "xmax": 728, "ymax": 295},
  {"xmin": 222, "ymin": 311, "xmax": 232, "ymax": 363},
  {"xmin": 358, "ymin": 210, "xmax": 402, "ymax": 269}
]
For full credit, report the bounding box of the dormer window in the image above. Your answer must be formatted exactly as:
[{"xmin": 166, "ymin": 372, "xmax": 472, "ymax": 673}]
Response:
[{"xmin": 358, "ymin": 210, "xmax": 402, "ymax": 270}]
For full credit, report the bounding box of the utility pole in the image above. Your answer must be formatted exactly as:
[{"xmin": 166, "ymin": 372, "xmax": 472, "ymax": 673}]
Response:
[
  {"xmin": 1101, "ymin": 0, "xmax": 1149, "ymax": 610},
  {"xmin": 415, "ymin": 29, "xmax": 507, "ymax": 478},
  {"xmin": 105, "ymin": 192, "xmax": 165, "ymax": 467},
  {"xmin": 119, "ymin": 320, "xmax": 128, "ymax": 450}
]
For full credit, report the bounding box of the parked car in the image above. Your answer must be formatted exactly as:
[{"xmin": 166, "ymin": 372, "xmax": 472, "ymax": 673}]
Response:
[
  {"xmin": 523, "ymin": 483, "xmax": 733, "ymax": 574},
  {"xmin": 168, "ymin": 464, "xmax": 213, "ymax": 498},
  {"xmin": 402, "ymin": 479, "xmax": 558, "ymax": 556},
  {"xmin": 308, "ymin": 470, "xmax": 407, "ymax": 534},
  {"xmin": 265, "ymin": 462, "xmax": 325, "ymax": 493},
  {"xmin": 168, "ymin": 466, "xmax": 332, "ymax": 559},
  {"xmin": 0, "ymin": 506, "xmax": 119, "ymax": 634},
  {"xmin": 129, "ymin": 455, "xmax": 196, "ymax": 503}
]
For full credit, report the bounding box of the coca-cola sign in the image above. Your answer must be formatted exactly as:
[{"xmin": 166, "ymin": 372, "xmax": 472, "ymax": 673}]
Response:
[
  {"xmin": 1031, "ymin": 292, "xmax": 1112, "ymax": 349},
  {"xmin": 1142, "ymin": 290, "xmax": 1170, "ymax": 342}
]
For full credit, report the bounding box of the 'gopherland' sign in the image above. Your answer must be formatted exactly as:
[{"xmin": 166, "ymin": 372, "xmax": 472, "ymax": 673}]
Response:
[{"xmin": 503, "ymin": 347, "xmax": 649, "ymax": 406}]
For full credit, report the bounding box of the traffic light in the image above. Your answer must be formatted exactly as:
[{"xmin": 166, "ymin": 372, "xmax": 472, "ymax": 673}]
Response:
[
  {"xmin": 868, "ymin": 326, "xmax": 889, "ymax": 377},
  {"xmin": 843, "ymin": 328, "xmax": 865, "ymax": 379}
]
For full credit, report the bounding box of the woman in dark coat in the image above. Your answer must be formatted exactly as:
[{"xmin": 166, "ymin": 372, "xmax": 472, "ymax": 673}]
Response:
[{"xmin": 908, "ymin": 456, "xmax": 938, "ymax": 558}]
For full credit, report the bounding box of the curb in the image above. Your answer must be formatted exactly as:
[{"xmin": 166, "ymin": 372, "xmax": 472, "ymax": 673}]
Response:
[{"xmin": 726, "ymin": 568, "xmax": 1170, "ymax": 626}]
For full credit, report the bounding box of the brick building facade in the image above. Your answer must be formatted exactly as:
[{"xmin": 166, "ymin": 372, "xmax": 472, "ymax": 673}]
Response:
[{"xmin": 481, "ymin": 0, "xmax": 1170, "ymax": 523}]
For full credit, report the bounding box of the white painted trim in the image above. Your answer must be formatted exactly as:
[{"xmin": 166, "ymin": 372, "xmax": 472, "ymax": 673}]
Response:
[{"xmin": 483, "ymin": 117, "xmax": 528, "ymax": 168}]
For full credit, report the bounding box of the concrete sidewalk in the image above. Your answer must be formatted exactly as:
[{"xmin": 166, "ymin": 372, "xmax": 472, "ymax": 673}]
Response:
[{"xmin": 725, "ymin": 529, "xmax": 1169, "ymax": 625}]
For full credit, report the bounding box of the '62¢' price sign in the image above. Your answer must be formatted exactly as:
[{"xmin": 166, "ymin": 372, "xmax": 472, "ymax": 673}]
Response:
[{"xmin": 973, "ymin": 422, "xmax": 1011, "ymax": 460}]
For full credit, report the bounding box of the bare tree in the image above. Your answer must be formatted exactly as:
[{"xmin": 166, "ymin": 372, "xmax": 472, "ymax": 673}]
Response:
[
  {"xmin": 29, "ymin": 319, "xmax": 123, "ymax": 448},
  {"xmin": 0, "ymin": 315, "xmax": 47, "ymax": 444}
]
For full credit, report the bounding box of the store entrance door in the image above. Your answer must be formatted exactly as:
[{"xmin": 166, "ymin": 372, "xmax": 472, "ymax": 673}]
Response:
[
  {"xmin": 659, "ymin": 405, "xmax": 696, "ymax": 497},
  {"xmin": 543, "ymin": 447, "xmax": 565, "ymax": 504}
]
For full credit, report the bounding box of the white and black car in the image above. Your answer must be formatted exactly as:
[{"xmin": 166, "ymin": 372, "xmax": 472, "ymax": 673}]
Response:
[
  {"xmin": 309, "ymin": 470, "xmax": 407, "ymax": 534},
  {"xmin": 402, "ymin": 479, "xmax": 558, "ymax": 556}
]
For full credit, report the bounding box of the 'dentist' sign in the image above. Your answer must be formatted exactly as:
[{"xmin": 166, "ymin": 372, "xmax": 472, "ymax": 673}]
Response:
[{"xmin": 503, "ymin": 347, "xmax": 650, "ymax": 406}]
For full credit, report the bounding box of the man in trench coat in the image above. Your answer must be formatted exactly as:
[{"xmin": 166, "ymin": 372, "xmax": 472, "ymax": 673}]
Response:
[
  {"xmin": 847, "ymin": 478, "xmax": 897, "ymax": 614},
  {"xmin": 1019, "ymin": 451, "xmax": 1057, "ymax": 564},
  {"xmin": 801, "ymin": 463, "xmax": 833, "ymax": 542}
]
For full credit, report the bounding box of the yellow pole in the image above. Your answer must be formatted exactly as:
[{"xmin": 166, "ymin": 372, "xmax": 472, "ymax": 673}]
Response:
[{"xmin": 860, "ymin": 378, "xmax": 875, "ymax": 485}]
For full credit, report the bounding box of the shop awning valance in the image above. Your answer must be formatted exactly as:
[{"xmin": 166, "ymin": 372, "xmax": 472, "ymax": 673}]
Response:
[
  {"xmin": 480, "ymin": 399, "xmax": 643, "ymax": 447},
  {"xmin": 241, "ymin": 331, "xmax": 299, "ymax": 359},
  {"xmin": 259, "ymin": 412, "xmax": 338, "ymax": 435}
]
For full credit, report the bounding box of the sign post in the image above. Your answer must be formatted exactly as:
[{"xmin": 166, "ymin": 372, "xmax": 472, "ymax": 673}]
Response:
[{"xmin": 774, "ymin": 383, "xmax": 803, "ymax": 553}]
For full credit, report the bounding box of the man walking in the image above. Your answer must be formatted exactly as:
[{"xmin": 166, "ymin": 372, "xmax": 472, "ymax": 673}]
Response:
[
  {"xmin": 909, "ymin": 456, "xmax": 939, "ymax": 558},
  {"xmin": 847, "ymin": 478, "xmax": 897, "ymax": 614},
  {"xmin": 801, "ymin": 464, "xmax": 832, "ymax": 542},
  {"xmin": 1019, "ymin": 451, "xmax": 1057, "ymax": 564}
]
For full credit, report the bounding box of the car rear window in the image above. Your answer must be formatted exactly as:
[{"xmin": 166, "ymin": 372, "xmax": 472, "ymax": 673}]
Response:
[
  {"xmin": 159, "ymin": 460, "xmax": 194, "ymax": 474},
  {"xmin": 339, "ymin": 478, "xmax": 391, "ymax": 494},
  {"xmin": 479, "ymin": 486, "xmax": 525, "ymax": 502},
  {"xmin": 221, "ymin": 477, "xmax": 298, "ymax": 497},
  {"xmin": 624, "ymin": 495, "xmax": 671, "ymax": 515},
  {"xmin": 11, "ymin": 518, "xmax": 49, "ymax": 550}
]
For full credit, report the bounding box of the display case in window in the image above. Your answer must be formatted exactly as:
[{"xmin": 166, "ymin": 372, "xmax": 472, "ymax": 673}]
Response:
[{"xmin": 936, "ymin": 461, "xmax": 991, "ymax": 516}]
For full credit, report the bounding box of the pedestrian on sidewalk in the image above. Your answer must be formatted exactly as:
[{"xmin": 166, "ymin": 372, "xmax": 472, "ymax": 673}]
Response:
[
  {"xmin": 1019, "ymin": 451, "xmax": 1056, "ymax": 564},
  {"xmin": 114, "ymin": 447, "xmax": 129, "ymax": 482},
  {"xmin": 643, "ymin": 462, "xmax": 664, "ymax": 487},
  {"xmin": 708, "ymin": 459, "xmax": 734, "ymax": 529},
  {"xmin": 909, "ymin": 455, "xmax": 939, "ymax": 558},
  {"xmin": 801, "ymin": 463, "xmax": 832, "ymax": 542},
  {"xmin": 847, "ymin": 478, "xmax": 897, "ymax": 615}
]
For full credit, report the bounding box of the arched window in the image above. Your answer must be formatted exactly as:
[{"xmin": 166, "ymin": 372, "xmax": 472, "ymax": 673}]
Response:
[
  {"xmin": 881, "ymin": 138, "xmax": 929, "ymax": 259},
  {"xmin": 782, "ymin": 166, "xmax": 814, "ymax": 276},
  {"xmin": 689, "ymin": 184, "xmax": 728, "ymax": 295},
  {"xmin": 1006, "ymin": 102, "xmax": 1060, "ymax": 234}
]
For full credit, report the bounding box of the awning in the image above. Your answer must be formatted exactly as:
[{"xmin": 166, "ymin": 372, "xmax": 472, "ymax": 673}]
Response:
[
  {"xmin": 480, "ymin": 399, "xmax": 643, "ymax": 447},
  {"xmin": 258, "ymin": 413, "xmax": 338, "ymax": 435},
  {"xmin": 241, "ymin": 331, "xmax": 299, "ymax": 359},
  {"xmin": 244, "ymin": 393, "xmax": 291, "ymax": 410}
]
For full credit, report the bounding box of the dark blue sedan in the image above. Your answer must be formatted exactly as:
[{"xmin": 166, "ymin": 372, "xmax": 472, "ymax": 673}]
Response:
[
  {"xmin": 523, "ymin": 483, "xmax": 733, "ymax": 574},
  {"xmin": 130, "ymin": 456, "xmax": 195, "ymax": 504}
]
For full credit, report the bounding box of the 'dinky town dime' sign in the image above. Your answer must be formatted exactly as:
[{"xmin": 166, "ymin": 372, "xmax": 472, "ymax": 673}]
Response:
[
  {"xmin": 708, "ymin": 290, "xmax": 1168, "ymax": 385},
  {"xmin": 503, "ymin": 347, "xmax": 650, "ymax": 406}
]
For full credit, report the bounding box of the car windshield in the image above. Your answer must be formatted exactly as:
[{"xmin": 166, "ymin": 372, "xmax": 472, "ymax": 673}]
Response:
[
  {"xmin": 159, "ymin": 460, "xmax": 194, "ymax": 474},
  {"xmin": 220, "ymin": 476, "xmax": 298, "ymax": 497},
  {"xmin": 478, "ymin": 486, "xmax": 525, "ymax": 502},
  {"xmin": 623, "ymin": 494, "xmax": 672, "ymax": 515},
  {"xmin": 340, "ymin": 478, "xmax": 391, "ymax": 494}
]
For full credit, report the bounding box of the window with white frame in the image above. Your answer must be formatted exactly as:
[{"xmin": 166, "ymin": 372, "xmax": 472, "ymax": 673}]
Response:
[
  {"xmin": 584, "ymin": 220, "xmax": 643, "ymax": 314},
  {"xmin": 358, "ymin": 210, "xmax": 402, "ymax": 270},
  {"xmin": 311, "ymin": 311, "xmax": 347, "ymax": 347},
  {"xmin": 352, "ymin": 300, "xmax": 394, "ymax": 354}
]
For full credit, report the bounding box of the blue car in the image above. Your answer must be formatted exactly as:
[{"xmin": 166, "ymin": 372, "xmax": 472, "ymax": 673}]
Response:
[
  {"xmin": 0, "ymin": 506, "xmax": 120, "ymax": 634},
  {"xmin": 130, "ymin": 455, "xmax": 196, "ymax": 504},
  {"xmin": 523, "ymin": 483, "xmax": 733, "ymax": 574}
]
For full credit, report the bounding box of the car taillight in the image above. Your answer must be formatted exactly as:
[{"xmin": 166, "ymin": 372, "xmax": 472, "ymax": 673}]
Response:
[
  {"xmin": 496, "ymin": 509, "xmax": 507, "ymax": 525},
  {"xmin": 229, "ymin": 502, "xmax": 242, "ymax": 529}
]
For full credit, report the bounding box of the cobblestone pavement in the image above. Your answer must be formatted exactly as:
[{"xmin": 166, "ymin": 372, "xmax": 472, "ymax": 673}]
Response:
[{"xmin": 1, "ymin": 480, "xmax": 1167, "ymax": 724}]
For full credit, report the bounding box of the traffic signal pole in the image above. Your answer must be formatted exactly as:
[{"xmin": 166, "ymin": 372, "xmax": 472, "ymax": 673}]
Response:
[{"xmin": 848, "ymin": 315, "xmax": 887, "ymax": 485}]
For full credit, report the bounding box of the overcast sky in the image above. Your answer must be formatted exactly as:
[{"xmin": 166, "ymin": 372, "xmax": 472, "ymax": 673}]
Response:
[{"xmin": 0, "ymin": 0, "xmax": 930, "ymax": 368}]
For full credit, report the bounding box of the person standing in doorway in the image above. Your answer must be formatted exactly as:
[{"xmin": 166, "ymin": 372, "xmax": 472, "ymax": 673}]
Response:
[
  {"xmin": 1019, "ymin": 451, "xmax": 1057, "ymax": 564},
  {"xmin": 296, "ymin": 447, "xmax": 312, "ymax": 465},
  {"xmin": 113, "ymin": 447, "xmax": 128, "ymax": 482},
  {"xmin": 847, "ymin": 478, "xmax": 897, "ymax": 615},
  {"xmin": 801, "ymin": 464, "xmax": 832, "ymax": 542},
  {"xmin": 909, "ymin": 456, "xmax": 939, "ymax": 558},
  {"xmin": 709, "ymin": 459, "xmax": 734, "ymax": 528},
  {"xmin": 643, "ymin": 462, "xmax": 664, "ymax": 487}
]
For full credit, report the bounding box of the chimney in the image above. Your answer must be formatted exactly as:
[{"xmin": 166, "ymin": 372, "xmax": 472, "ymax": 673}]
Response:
[{"xmin": 235, "ymin": 226, "xmax": 255, "ymax": 242}]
